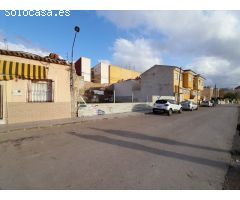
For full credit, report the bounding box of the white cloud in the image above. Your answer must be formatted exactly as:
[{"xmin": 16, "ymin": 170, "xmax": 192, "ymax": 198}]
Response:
[
  {"xmin": 111, "ymin": 38, "xmax": 162, "ymax": 72},
  {"xmin": 0, "ymin": 40, "xmax": 50, "ymax": 57},
  {"xmin": 98, "ymin": 11, "xmax": 240, "ymax": 87},
  {"xmin": 98, "ymin": 59, "xmax": 110, "ymax": 64},
  {"xmin": 189, "ymin": 56, "xmax": 240, "ymax": 88}
]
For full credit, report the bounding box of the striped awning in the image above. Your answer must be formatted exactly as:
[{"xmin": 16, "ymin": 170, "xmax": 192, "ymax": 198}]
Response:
[{"xmin": 0, "ymin": 60, "xmax": 47, "ymax": 81}]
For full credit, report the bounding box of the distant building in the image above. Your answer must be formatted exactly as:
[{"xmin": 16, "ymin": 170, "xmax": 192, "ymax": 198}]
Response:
[
  {"xmin": 75, "ymin": 57, "xmax": 91, "ymax": 82},
  {"xmin": 91, "ymin": 63, "xmax": 140, "ymax": 84},
  {"xmin": 130, "ymin": 65, "xmax": 205, "ymax": 103},
  {"xmin": 91, "ymin": 62, "xmax": 109, "ymax": 84},
  {"xmin": 202, "ymin": 86, "xmax": 220, "ymax": 100}
]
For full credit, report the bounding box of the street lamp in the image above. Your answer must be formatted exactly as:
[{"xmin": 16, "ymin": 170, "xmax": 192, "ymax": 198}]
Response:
[{"xmin": 70, "ymin": 26, "xmax": 80, "ymax": 118}]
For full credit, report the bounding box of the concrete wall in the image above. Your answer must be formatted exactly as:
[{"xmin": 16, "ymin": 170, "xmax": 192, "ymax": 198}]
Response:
[
  {"xmin": 0, "ymin": 54, "xmax": 71, "ymax": 124},
  {"xmin": 133, "ymin": 65, "xmax": 174, "ymax": 102},
  {"xmin": 78, "ymin": 102, "xmax": 152, "ymax": 117},
  {"xmin": 114, "ymin": 80, "xmax": 140, "ymax": 97},
  {"xmin": 7, "ymin": 102, "xmax": 71, "ymax": 124}
]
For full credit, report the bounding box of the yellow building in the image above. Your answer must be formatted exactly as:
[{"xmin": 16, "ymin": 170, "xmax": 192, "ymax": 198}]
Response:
[
  {"xmin": 92, "ymin": 62, "xmax": 140, "ymax": 84},
  {"xmin": 109, "ymin": 65, "xmax": 140, "ymax": 84},
  {"xmin": 0, "ymin": 49, "xmax": 71, "ymax": 124},
  {"xmin": 182, "ymin": 70, "xmax": 205, "ymax": 103}
]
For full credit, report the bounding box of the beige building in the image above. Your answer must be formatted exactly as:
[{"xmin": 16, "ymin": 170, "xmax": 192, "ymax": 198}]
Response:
[
  {"xmin": 112, "ymin": 65, "xmax": 205, "ymax": 103},
  {"xmin": 0, "ymin": 49, "xmax": 71, "ymax": 124},
  {"xmin": 202, "ymin": 86, "xmax": 219, "ymax": 100}
]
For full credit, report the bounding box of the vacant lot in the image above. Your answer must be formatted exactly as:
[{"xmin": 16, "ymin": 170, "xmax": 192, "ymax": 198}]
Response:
[{"xmin": 0, "ymin": 105, "xmax": 238, "ymax": 189}]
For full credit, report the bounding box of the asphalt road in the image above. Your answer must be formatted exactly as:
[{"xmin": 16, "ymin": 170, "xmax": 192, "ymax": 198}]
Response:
[{"xmin": 0, "ymin": 105, "xmax": 238, "ymax": 189}]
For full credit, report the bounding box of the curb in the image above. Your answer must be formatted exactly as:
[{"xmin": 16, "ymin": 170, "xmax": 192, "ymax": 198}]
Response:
[{"xmin": 0, "ymin": 111, "xmax": 148, "ymax": 134}]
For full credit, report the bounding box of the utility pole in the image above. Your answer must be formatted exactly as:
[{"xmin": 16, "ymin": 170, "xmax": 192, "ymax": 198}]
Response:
[
  {"xmin": 177, "ymin": 67, "xmax": 182, "ymax": 104},
  {"xmin": 70, "ymin": 26, "xmax": 80, "ymax": 118}
]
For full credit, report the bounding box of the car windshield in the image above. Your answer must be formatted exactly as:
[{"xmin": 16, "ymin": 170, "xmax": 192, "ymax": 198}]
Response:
[
  {"xmin": 155, "ymin": 100, "xmax": 168, "ymax": 104},
  {"xmin": 182, "ymin": 101, "xmax": 190, "ymax": 104}
]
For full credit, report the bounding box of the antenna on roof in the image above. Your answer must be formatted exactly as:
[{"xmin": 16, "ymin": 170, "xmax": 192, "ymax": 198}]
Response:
[{"xmin": 3, "ymin": 38, "xmax": 8, "ymax": 50}]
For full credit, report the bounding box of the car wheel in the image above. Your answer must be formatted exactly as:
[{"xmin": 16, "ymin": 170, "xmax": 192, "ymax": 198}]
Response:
[
  {"xmin": 168, "ymin": 109, "xmax": 173, "ymax": 116},
  {"xmin": 178, "ymin": 108, "xmax": 183, "ymax": 114},
  {"xmin": 153, "ymin": 110, "xmax": 157, "ymax": 114}
]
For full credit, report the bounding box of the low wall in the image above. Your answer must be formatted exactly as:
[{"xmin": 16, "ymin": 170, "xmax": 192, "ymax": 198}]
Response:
[
  {"xmin": 7, "ymin": 102, "xmax": 71, "ymax": 124},
  {"xmin": 78, "ymin": 102, "xmax": 153, "ymax": 117}
]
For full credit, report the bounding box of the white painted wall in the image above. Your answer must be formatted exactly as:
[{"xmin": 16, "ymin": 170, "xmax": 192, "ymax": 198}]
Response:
[
  {"xmin": 81, "ymin": 57, "xmax": 91, "ymax": 82},
  {"xmin": 78, "ymin": 102, "xmax": 152, "ymax": 117},
  {"xmin": 114, "ymin": 80, "xmax": 139, "ymax": 97},
  {"xmin": 92, "ymin": 62, "xmax": 109, "ymax": 84},
  {"xmin": 100, "ymin": 63, "xmax": 109, "ymax": 84},
  {"xmin": 133, "ymin": 65, "xmax": 175, "ymax": 102}
]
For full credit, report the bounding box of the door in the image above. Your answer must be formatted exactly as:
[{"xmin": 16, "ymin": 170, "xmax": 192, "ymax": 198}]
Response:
[{"xmin": 0, "ymin": 84, "xmax": 3, "ymax": 119}]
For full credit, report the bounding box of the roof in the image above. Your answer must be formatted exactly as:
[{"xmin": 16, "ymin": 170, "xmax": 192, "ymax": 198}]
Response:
[
  {"xmin": 235, "ymin": 86, "xmax": 240, "ymax": 90},
  {"xmin": 141, "ymin": 65, "xmax": 181, "ymax": 76},
  {"xmin": 183, "ymin": 69, "xmax": 198, "ymax": 75},
  {"xmin": 0, "ymin": 49, "xmax": 70, "ymax": 66}
]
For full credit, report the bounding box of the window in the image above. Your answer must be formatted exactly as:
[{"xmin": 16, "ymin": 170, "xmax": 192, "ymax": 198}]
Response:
[
  {"xmin": 28, "ymin": 80, "xmax": 54, "ymax": 102},
  {"xmin": 189, "ymin": 77, "xmax": 192, "ymax": 82}
]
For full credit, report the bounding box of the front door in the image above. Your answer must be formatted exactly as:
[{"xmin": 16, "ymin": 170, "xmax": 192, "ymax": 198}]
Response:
[{"xmin": 0, "ymin": 84, "xmax": 3, "ymax": 120}]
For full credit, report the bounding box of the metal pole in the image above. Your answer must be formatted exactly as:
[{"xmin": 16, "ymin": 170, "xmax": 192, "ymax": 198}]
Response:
[
  {"xmin": 132, "ymin": 91, "xmax": 133, "ymax": 103},
  {"xmin": 113, "ymin": 90, "xmax": 115, "ymax": 103},
  {"xmin": 178, "ymin": 67, "xmax": 182, "ymax": 104},
  {"xmin": 70, "ymin": 26, "xmax": 80, "ymax": 118}
]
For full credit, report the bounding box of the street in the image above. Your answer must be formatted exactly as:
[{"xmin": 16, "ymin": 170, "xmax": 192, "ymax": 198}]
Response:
[{"xmin": 0, "ymin": 105, "xmax": 238, "ymax": 189}]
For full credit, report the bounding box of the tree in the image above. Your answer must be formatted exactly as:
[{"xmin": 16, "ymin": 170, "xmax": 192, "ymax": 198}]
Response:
[{"xmin": 224, "ymin": 92, "xmax": 237, "ymax": 101}]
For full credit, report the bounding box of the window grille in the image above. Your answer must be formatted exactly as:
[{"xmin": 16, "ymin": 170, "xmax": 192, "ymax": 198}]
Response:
[{"xmin": 28, "ymin": 80, "xmax": 54, "ymax": 102}]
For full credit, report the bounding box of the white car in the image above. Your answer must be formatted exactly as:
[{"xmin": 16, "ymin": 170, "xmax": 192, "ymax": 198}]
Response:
[
  {"xmin": 153, "ymin": 99, "xmax": 183, "ymax": 116},
  {"xmin": 200, "ymin": 100, "xmax": 213, "ymax": 107},
  {"xmin": 181, "ymin": 100, "xmax": 198, "ymax": 111}
]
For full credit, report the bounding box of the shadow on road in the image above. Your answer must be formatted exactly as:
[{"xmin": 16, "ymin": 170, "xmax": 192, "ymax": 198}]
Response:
[
  {"xmin": 89, "ymin": 128, "xmax": 229, "ymax": 153},
  {"xmin": 67, "ymin": 131, "xmax": 228, "ymax": 170}
]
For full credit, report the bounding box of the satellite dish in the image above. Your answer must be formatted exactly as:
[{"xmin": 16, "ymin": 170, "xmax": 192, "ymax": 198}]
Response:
[{"xmin": 74, "ymin": 26, "xmax": 80, "ymax": 32}]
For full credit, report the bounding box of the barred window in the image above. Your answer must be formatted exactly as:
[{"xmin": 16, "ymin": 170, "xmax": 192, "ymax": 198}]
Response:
[{"xmin": 28, "ymin": 80, "xmax": 54, "ymax": 102}]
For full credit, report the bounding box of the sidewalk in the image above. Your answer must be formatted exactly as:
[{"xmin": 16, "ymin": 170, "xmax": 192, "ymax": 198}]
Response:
[{"xmin": 0, "ymin": 111, "xmax": 145, "ymax": 134}]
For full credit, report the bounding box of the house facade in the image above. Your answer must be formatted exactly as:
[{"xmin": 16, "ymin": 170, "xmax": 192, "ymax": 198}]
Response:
[
  {"xmin": 113, "ymin": 65, "xmax": 205, "ymax": 103},
  {"xmin": 133, "ymin": 65, "xmax": 184, "ymax": 102},
  {"xmin": 0, "ymin": 49, "xmax": 71, "ymax": 124}
]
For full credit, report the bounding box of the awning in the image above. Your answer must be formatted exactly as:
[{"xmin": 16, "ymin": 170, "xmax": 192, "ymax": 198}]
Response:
[{"xmin": 0, "ymin": 60, "xmax": 47, "ymax": 81}]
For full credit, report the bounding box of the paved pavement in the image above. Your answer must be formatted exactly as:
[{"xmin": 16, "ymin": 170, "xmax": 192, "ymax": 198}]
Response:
[{"xmin": 0, "ymin": 105, "xmax": 238, "ymax": 189}]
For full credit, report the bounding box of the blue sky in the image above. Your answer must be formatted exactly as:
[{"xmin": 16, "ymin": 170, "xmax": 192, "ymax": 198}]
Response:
[
  {"xmin": 1, "ymin": 10, "xmax": 240, "ymax": 88},
  {"xmin": 0, "ymin": 11, "xmax": 119, "ymax": 65}
]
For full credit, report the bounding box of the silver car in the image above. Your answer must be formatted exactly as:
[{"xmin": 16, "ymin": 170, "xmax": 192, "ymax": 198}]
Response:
[
  {"xmin": 200, "ymin": 100, "xmax": 214, "ymax": 107},
  {"xmin": 181, "ymin": 100, "xmax": 198, "ymax": 111}
]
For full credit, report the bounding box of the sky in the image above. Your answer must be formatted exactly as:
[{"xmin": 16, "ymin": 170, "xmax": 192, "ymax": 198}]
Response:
[{"xmin": 0, "ymin": 10, "xmax": 240, "ymax": 88}]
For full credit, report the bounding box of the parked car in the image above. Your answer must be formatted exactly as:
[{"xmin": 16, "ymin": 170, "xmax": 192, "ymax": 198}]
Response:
[
  {"xmin": 200, "ymin": 100, "xmax": 214, "ymax": 107},
  {"xmin": 153, "ymin": 99, "xmax": 183, "ymax": 116},
  {"xmin": 181, "ymin": 100, "xmax": 198, "ymax": 111}
]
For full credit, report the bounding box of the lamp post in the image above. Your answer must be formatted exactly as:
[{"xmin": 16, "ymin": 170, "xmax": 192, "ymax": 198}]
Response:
[{"xmin": 70, "ymin": 26, "xmax": 80, "ymax": 118}]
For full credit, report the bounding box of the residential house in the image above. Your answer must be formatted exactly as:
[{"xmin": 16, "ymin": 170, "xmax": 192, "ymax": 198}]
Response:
[
  {"xmin": 202, "ymin": 86, "xmax": 220, "ymax": 100},
  {"xmin": 182, "ymin": 70, "xmax": 205, "ymax": 103},
  {"xmin": 0, "ymin": 49, "xmax": 71, "ymax": 124},
  {"xmin": 133, "ymin": 65, "xmax": 184, "ymax": 102},
  {"xmin": 111, "ymin": 65, "xmax": 205, "ymax": 103}
]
